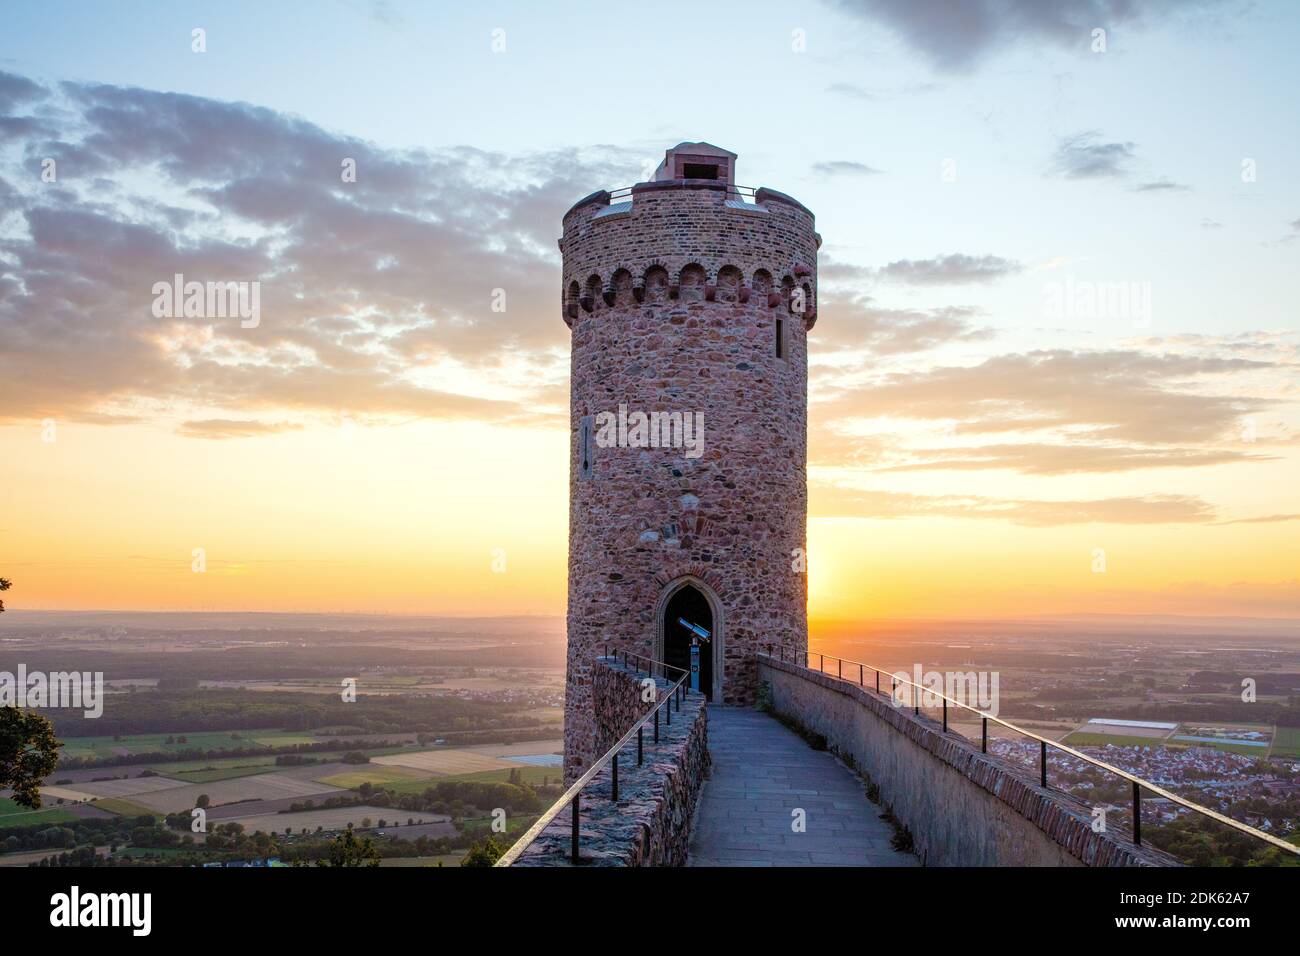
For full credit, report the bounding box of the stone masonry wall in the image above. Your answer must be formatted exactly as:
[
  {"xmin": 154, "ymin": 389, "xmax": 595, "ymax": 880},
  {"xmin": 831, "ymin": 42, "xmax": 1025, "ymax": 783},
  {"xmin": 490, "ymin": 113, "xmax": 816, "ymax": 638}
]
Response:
[
  {"xmin": 592, "ymin": 653, "xmax": 653, "ymax": 755},
  {"xmin": 514, "ymin": 658, "xmax": 709, "ymax": 866},
  {"xmin": 563, "ymin": 181, "xmax": 817, "ymax": 779},
  {"xmin": 759, "ymin": 657, "xmax": 1179, "ymax": 867}
]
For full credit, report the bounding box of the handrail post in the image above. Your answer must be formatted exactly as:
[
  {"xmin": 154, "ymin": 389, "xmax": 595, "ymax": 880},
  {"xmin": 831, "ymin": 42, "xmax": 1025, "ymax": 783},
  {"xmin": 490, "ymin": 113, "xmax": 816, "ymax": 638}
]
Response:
[
  {"xmin": 571, "ymin": 794, "xmax": 580, "ymax": 863},
  {"xmin": 837, "ymin": 658, "xmax": 842, "ymax": 679},
  {"xmin": 914, "ymin": 683, "xmax": 918, "ymax": 716},
  {"xmin": 876, "ymin": 670, "xmax": 879, "ymax": 694},
  {"xmin": 666, "ymin": 696, "xmax": 671, "ymax": 726},
  {"xmin": 1040, "ymin": 741, "xmax": 1047, "ymax": 788},
  {"xmin": 654, "ymin": 707, "xmax": 659, "ymax": 742},
  {"xmin": 942, "ymin": 698, "xmax": 947, "ymax": 732},
  {"xmin": 1133, "ymin": 782, "xmax": 1142, "ymax": 845},
  {"xmin": 637, "ymin": 726, "xmax": 643, "ymax": 766},
  {"xmin": 859, "ymin": 663, "xmax": 864, "ymax": 686},
  {"xmin": 982, "ymin": 717, "xmax": 987, "ymax": 753},
  {"xmin": 612, "ymin": 753, "xmax": 619, "ymax": 801}
]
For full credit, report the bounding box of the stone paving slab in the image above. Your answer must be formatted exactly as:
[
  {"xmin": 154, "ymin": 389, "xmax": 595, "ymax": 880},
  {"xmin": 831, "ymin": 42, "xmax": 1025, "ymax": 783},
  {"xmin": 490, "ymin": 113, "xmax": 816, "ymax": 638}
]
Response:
[{"xmin": 688, "ymin": 706, "xmax": 918, "ymax": 867}]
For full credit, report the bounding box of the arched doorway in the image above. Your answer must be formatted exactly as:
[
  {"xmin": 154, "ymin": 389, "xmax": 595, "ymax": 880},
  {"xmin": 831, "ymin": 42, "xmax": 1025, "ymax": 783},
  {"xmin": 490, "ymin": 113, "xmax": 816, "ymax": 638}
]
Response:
[{"xmin": 658, "ymin": 578, "xmax": 721, "ymax": 701}]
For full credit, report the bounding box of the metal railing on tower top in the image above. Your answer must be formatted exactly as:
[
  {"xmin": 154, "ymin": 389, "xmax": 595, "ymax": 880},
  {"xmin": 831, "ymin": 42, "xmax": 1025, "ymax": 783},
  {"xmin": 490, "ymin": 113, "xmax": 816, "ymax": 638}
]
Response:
[
  {"xmin": 761, "ymin": 647, "xmax": 1300, "ymax": 860},
  {"xmin": 605, "ymin": 182, "xmax": 759, "ymax": 204},
  {"xmin": 495, "ymin": 650, "xmax": 693, "ymax": 867}
]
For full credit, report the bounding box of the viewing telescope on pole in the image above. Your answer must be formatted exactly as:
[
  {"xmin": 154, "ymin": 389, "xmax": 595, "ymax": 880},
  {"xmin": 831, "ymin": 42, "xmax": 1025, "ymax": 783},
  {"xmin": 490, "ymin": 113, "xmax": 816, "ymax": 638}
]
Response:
[{"xmin": 677, "ymin": 617, "xmax": 711, "ymax": 693}]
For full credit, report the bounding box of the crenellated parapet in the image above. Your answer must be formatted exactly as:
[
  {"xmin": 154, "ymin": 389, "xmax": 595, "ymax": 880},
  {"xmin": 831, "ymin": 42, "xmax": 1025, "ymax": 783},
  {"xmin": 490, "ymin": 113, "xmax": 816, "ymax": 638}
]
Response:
[{"xmin": 559, "ymin": 179, "xmax": 820, "ymax": 330}]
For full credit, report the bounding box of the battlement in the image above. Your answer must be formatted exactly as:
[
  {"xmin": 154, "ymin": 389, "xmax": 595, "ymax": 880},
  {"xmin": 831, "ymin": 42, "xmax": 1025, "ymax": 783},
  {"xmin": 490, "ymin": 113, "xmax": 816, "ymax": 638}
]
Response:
[{"xmin": 560, "ymin": 175, "xmax": 820, "ymax": 330}]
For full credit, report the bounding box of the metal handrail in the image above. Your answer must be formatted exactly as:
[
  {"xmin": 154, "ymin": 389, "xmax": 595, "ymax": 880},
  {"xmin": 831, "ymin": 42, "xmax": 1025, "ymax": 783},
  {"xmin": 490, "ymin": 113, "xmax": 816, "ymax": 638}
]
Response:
[
  {"xmin": 495, "ymin": 651, "xmax": 692, "ymax": 866},
  {"xmin": 762, "ymin": 647, "xmax": 1300, "ymax": 858},
  {"xmin": 606, "ymin": 182, "xmax": 758, "ymax": 202}
]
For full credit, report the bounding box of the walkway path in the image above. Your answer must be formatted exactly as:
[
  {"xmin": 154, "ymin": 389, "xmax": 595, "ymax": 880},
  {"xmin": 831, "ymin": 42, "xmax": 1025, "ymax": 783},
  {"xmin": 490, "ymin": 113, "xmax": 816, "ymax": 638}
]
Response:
[{"xmin": 688, "ymin": 706, "xmax": 918, "ymax": 866}]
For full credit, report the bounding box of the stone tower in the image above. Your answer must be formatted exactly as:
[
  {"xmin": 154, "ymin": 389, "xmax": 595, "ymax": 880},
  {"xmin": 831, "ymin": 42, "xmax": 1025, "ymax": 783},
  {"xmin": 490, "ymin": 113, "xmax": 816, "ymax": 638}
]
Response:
[{"xmin": 561, "ymin": 143, "xmax": 818, "ymax": 779}]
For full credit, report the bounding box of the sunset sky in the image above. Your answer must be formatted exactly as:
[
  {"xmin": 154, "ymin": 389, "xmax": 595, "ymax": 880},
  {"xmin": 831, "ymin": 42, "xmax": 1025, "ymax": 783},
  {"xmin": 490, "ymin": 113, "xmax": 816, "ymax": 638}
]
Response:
[{"xmin": 1, "ymin": 1, "xmax": 1297, "ymax": 619}]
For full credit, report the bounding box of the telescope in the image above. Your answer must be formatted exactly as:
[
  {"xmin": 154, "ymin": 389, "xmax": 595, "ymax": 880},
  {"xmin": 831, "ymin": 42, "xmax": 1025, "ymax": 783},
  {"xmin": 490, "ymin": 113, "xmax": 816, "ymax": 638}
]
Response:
[{"xmin": 677, "ymin": 617, "xmax": 710, "ymax": 641}]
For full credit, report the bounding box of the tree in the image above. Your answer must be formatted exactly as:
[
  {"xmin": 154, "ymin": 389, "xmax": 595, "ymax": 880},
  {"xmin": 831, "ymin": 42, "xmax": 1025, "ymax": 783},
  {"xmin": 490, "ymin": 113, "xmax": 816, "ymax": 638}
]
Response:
[
  {"xmin": 195, "ymin": 794, "xmax": 210, "ymax": 809},
  {"xmin": 461, "ymin": 835, "xmax": 507, "ymax": 867},
  {"xmin": 317, "ymin": 825, "xmax": 380, "ymax": 867},
  {"xmin": 0, "ymin": 577, "xmax": 64, "ymax": 807},
  {"xmin": 0, "ymin": 708, "xmax": 62, "ymax": 809}
]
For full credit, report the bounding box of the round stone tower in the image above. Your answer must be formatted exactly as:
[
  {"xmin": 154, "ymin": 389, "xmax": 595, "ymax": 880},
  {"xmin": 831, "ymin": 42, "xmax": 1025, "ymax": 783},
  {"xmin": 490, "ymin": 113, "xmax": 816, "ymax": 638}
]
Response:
[{"xmin": 561, "ymin": 143, "xmax": 818, "ymax": 779}]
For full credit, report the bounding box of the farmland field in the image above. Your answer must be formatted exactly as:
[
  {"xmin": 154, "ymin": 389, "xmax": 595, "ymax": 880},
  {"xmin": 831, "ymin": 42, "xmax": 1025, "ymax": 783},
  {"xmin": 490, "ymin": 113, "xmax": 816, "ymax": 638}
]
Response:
[
  {"xmin": 120, "ymin": 772, "xmax": 348, "ymax": 813},
  {"xmin": 220, "ymin": 805, "xmax": 450, "ymax": 833},
  {"xmin": 314, "ymin": 766, "xmax": 433, "ymax": 789},
  {"xmin": 372, "ymin": 750, "xmax": 519, "ymax": 776},
  {"xmin": 58, "ymin": 729, "xmax": 322, "ymax": 760},
  {"xmin": 1272, "ymin": 726, "xmax": 1300, "ymax": 758},
  {"xmin": 370, "ymin": 738, "xmax": 563, "ymax": 778},
  {"xmin": 0, "ymin": 797, "xmax": 82, "ymax": 829},
  {"xmin": 1061, "ymin": 731, "xmax": 1171, "ymax": 749},
  {"xmin": 379, "ymin": 763, "xmax": 559, "ymax": 794},
  {"xmin": 87, "ymin": 797, "xmax": 159, "ymax": 819},
  {"xmin": 164, "ymin": 764, "xmax": 286, "ymax": 784}
]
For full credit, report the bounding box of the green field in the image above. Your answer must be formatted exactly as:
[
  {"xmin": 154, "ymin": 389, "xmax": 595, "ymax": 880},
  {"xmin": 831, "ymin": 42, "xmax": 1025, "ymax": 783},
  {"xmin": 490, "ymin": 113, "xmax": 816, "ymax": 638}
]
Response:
[
  {"xmin": 58, "ymin": 729, "xmax": 320, "ymax": 760},
  {"xmin": 1270, "ymin": 726, "xmax": 1300, "ymax": 758},
  {"xmin": 378, "ymin": 764, "xmax": 559, "ymax": 795},
  {"xmin": 315, "ymin": 766, "xmax": 433, "ymax": 789},
  {"xmin": 152, "ymin": 755, "xmax": 279, "ymax": 773},
  {"xmin": 1061, "ymin": 731, "xmax": 1170, "ymax": 749},
  {"xmin": 87, "ymin": 797, "xmax": 159, "ymax": 820},
  {"xmin": 1064, "ymin": 728, "xmax": 1278, "ymax": 758},
  {"xmin": 0, "ymin": 797, "xmax": 81, "ymax": 829},
  {"xmin": 164, "ymin": 764, "xmax": 282, "ymax": 784},
  {"xmin": 444, "ymin": 765, "xmax": 560, "ymax": 786}
]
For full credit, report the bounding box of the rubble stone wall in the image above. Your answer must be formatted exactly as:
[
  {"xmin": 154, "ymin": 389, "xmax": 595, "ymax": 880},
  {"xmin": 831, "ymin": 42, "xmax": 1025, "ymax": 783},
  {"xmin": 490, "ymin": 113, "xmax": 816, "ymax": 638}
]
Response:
[{"xmin": 515, "ymin": 658, "xmax": 709, "ymax": 866}]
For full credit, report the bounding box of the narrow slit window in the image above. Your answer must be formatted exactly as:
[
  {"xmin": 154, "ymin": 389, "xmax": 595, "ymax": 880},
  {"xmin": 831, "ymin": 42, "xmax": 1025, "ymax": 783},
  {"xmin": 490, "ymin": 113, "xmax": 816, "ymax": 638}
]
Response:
[
  {"xmin": 775, "ymin": 317, "xmax": 785, "ymax": 359},
  {"xmin": 579, "ymin": 415, "xmax": 593, "ymax": 480}
]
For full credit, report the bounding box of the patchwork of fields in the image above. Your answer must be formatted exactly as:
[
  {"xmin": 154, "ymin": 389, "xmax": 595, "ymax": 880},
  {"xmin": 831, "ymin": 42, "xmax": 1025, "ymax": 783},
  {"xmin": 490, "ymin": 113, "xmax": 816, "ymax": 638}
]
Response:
[
  {"xmin": 3, "ymin": 736, "xmax": 564, "ymax": 838},
  {"xmin": 1062, "ymin": 720, "xmax": 1291, "ymax": 757}
]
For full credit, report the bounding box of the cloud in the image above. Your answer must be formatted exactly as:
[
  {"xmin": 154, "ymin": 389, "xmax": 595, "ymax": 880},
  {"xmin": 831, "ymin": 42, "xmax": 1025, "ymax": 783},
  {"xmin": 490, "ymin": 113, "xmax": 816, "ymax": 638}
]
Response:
[
  {"xmin": 826, "ymin": 82, "xmax": 879, "ymax": 101},
  {"xmin": 0, "ymin": 72, "xmax": 643, "ymax": 430},
  {"xmin": 811, "ymin": 485, "xmax": 1218, "ymax": 525},
  {"xmin": 876, "ymin": 252, "xmax": 1023, "ymax": 285},
  {"xmin": 1219, "ymin": 513, "xmax": 1300, "ymax": 525},
  {"xmin": 1134, "ymin": 179, "xmax": 1191, "ymax": 193},
  {"xmin": 0, "ymin": 70, "xmax": 46, "ymax": 112},
  {"xmin": 814, "ymin": 298, "xmax": 992, "ymax": 355},
  {"xmin": 1051, "ymin": 131, "xmax": 1136, "ymax": 179},
  {"xmin": 812, "ymin": 160, "xmax": 884, "ymax": 177},
  {"xmin": 820, "ymin": 348, "xmax": 1270, "ymax": 444},
  {"xmin": 176, "ymin": 419, "xmax": 305, "ymax": 439},
  {"xmin": 825, "ymin": 1, "xmax": 1224, "ymax": 73},
  {"xmin": 873, "ymin": 442, "xmax": 1274, "ymax": 476}
]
